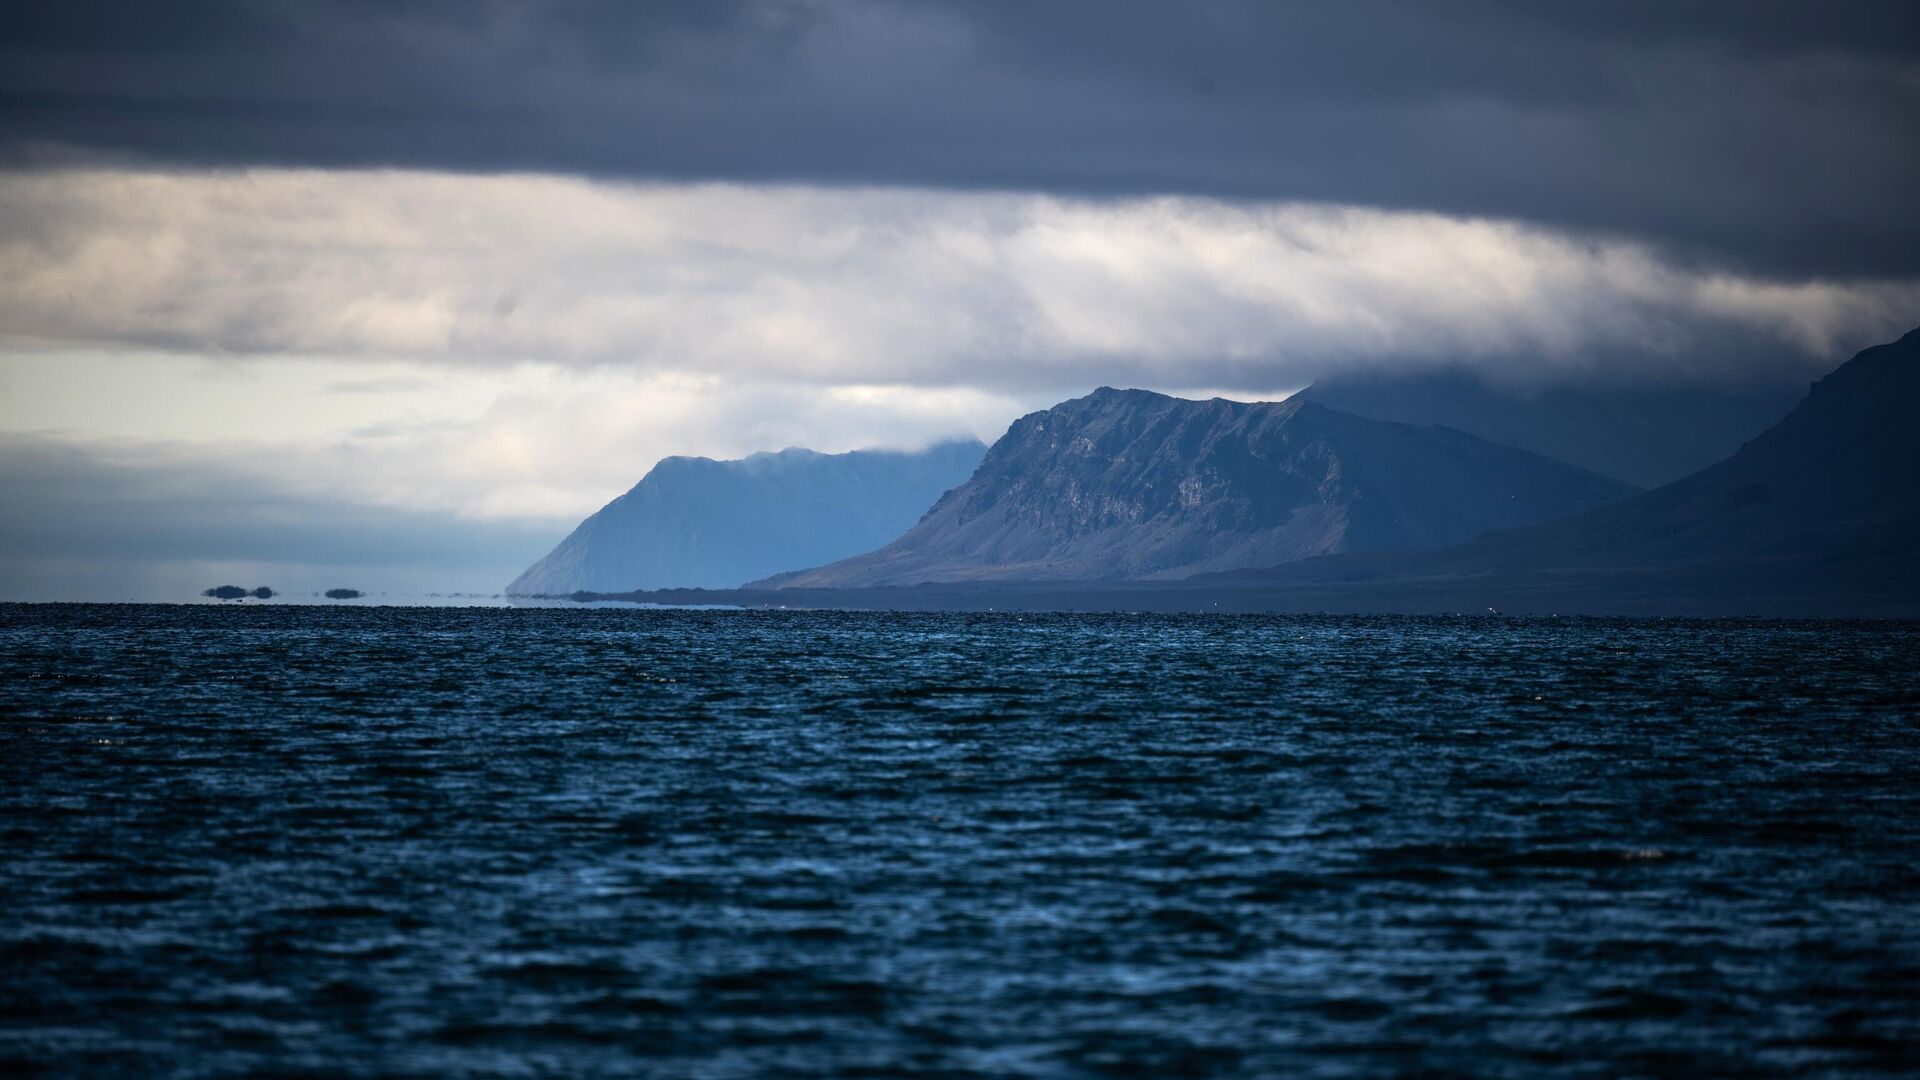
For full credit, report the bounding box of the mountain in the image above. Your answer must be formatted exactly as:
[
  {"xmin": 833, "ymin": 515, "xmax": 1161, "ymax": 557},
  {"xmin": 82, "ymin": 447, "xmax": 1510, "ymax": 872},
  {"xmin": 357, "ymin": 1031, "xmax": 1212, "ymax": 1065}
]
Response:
[
  {"xmin": 757, "ymin": 390, "xmax": 1637, "ymax": 588},
  {"xmin": 1298, "ymin": 370, "xmax": 1804, "ymax": 487},
  {"xmin": 1226, "ymin": 326, "xmax": 1920, "ymax": 605},
  {"xmin": 506, "ymin": 439, "xmax": 986, "ymax": 594}
]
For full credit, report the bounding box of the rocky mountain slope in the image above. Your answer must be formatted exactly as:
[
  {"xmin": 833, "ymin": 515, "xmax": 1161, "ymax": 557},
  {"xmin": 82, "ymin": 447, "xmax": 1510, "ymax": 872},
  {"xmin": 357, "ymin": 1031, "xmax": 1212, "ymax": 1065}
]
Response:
[{"xmin": 758, "ymin": 391, "xmax": 1636, "ymax": 587}]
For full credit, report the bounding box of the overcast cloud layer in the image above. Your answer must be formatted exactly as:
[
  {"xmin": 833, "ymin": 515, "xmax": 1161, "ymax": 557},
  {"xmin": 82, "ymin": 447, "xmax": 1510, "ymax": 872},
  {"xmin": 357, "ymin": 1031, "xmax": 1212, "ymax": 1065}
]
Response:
[
  {"xmin": 7, "ymin": 168, "xmax": 1915, "ymax": 394},
  {"xmin": 5, "ymin": 0, "xmax": 1918, "ymax": 277}
]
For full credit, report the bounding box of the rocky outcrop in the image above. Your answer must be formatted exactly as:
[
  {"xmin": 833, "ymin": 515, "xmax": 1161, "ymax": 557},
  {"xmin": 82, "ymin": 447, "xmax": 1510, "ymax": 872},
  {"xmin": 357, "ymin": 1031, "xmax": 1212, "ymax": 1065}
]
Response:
[{"xmin": 759, "ymin": 390, "xmax": 1636, "ymax": 587}]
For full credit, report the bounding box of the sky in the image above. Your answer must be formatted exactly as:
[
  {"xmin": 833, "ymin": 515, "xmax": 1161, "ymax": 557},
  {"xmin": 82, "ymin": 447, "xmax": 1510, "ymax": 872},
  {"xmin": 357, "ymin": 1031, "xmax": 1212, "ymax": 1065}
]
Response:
[{"xmin": 1, "ymin": 0, "xmax": 1917, "ymax": 599}]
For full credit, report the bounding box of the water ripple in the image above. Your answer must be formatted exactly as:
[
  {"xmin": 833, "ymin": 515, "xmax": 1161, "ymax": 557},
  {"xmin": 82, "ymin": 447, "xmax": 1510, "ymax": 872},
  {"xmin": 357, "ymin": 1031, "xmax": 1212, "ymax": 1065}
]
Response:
[{"xmin": 1, "ymin": 606, "xmax": 1917, "ymax": 1077}]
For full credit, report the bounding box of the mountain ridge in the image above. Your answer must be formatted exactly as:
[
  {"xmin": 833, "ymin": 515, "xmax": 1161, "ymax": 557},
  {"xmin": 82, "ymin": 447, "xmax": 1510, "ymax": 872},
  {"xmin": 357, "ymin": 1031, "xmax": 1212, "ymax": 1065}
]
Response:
[{"xmin": 757, "ymin": 388, "xmax": 1638, "ymax": 588}]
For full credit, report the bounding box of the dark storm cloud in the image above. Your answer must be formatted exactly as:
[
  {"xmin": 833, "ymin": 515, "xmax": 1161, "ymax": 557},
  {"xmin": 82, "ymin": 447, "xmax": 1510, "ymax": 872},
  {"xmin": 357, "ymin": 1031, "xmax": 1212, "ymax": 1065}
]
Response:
[{"xmin": 1, "ymin": 0, "xmax": 1915, "ymax": 278}]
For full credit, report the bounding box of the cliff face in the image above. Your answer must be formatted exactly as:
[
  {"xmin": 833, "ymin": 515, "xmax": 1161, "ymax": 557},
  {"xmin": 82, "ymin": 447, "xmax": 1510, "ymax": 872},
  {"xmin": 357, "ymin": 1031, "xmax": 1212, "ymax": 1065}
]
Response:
[
  {"xmin": 507, "ymin": 439, "xmax": 986, "ymax": 593},
  {"xmin": 760, "ymin": 390, "xmax": 1636, "ymax": 587}
]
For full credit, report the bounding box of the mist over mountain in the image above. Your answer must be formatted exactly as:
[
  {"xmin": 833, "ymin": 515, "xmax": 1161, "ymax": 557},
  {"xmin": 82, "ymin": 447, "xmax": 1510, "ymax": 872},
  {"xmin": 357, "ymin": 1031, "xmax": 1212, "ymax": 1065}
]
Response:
[
  {"xmin": 760, "ymin": 390, "xmax": 1635, "ymax": 588},
  {"xmin": 507, "ymin": 440, "xmax": 985, "ymax": 594},
  {"xmin": 1298, "ymin": 370, "xmax": 1806, "ymax": 488},
  {"xmin": 1229, "ymin": 326, "xmax": 1920, "ymax": 605}
]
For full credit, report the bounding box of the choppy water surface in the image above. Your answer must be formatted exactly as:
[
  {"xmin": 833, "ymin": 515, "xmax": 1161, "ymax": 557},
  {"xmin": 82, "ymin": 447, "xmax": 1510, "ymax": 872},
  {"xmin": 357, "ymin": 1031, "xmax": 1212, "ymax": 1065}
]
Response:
[{"xmin": 2, "ymin": 605, "xmax": 1918, "ymax": 1078}]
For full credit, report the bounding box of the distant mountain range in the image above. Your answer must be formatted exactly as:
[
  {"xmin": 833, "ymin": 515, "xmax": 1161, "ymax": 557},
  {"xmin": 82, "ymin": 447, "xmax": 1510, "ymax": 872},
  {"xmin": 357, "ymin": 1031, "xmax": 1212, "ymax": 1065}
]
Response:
[
  {"xmin": 1298, "ymin": 369, "xmax": 1803, "ymax": 487},
  {"xmin": 506, "ymin": 440, "xmax": 985, "ymax": 593},
  {"xmin": 574, "ymin": 327, "xmax": 1918, "ymax": 614},
  {"xmin": 758, "ymin": 389, "xmax": 1636, "ymax": 587}
]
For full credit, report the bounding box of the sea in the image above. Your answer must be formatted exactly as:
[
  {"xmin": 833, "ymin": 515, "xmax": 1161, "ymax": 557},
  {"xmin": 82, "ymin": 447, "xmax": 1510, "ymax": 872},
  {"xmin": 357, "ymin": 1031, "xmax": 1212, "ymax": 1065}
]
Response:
[{"xmin": 3, "ymin": 604, "xmax": 1917, "ymax": 1078}]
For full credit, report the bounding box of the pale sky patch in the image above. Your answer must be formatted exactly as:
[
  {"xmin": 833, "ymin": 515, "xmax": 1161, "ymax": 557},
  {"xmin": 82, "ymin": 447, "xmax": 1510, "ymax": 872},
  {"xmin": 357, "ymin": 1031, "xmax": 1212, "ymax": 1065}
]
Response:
[{"xmin": 0, "ymin": 351, "xmax": 1029, "ymax": 522}]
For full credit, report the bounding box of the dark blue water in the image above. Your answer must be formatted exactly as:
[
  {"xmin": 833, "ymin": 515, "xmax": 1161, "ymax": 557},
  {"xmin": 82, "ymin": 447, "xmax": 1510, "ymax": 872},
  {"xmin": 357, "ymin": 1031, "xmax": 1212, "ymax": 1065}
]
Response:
[{"xmin": 3, "ymin": 605, "xmax": 1918, "ymax": 1077}]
